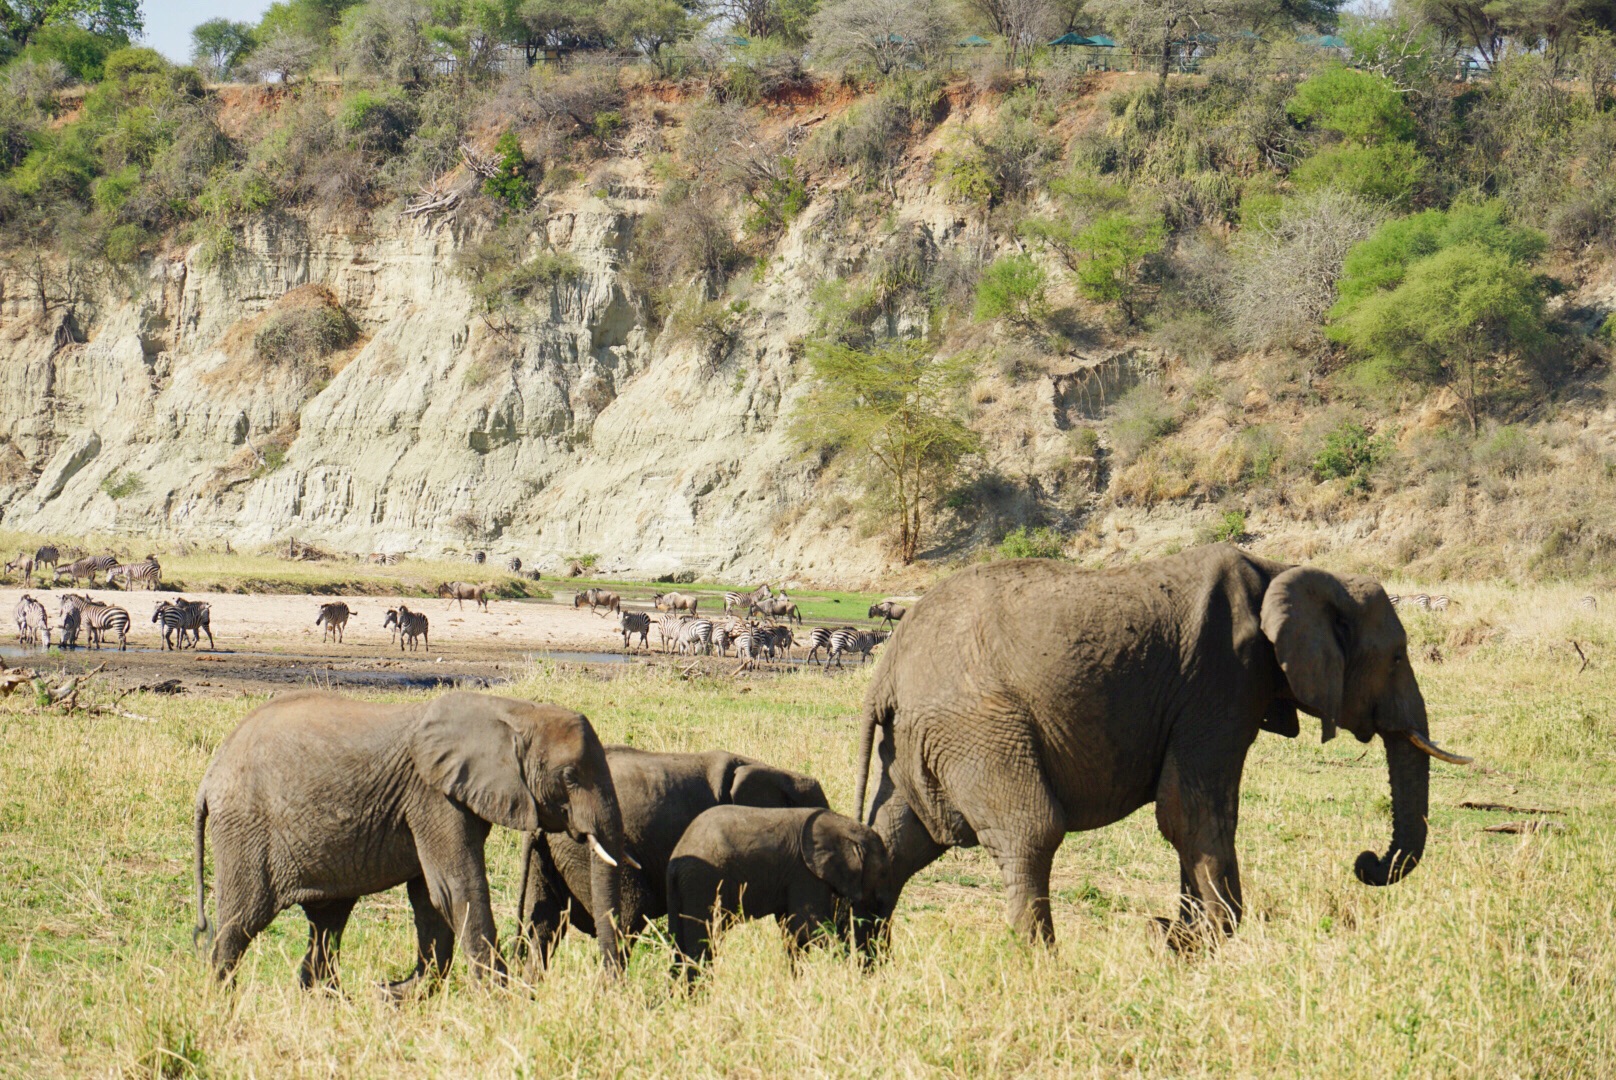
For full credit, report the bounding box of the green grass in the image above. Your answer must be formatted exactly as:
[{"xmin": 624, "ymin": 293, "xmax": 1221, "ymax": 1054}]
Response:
[{"xmin": 1, "ymin": 585, "xmax": 1614, "ymax": 1074}]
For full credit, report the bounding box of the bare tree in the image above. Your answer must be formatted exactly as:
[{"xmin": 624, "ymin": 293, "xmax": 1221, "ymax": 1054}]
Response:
[
  {"xmin": 808, "ymin": 0, "xmax": 956, "ymax": 75},
  {"xmin": 1223, "ymin": 189, "xmax": 1380, "ymax": 349},
  {"xmin": 242, "ymin": 32, "xmax": 319, "ymax": 83},
  {"xmin": 338, "ymin": 0, "xmax": 436, "ymax": 85}
]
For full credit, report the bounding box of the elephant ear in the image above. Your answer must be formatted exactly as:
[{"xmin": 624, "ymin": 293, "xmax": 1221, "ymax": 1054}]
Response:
[
  {"xmin": 730, "ymin": 762, "xmax": 830, "ymax": 809},
  {"xmin": 410, "ymin": 696, "xmax": 541, "ymax": 832},
  {"xmin": 1260, "ymin": 567, "xmax": 1352, "ymax": 743},
  {"xmin": 801, "ymin": 811, "xmax": 866, "ymax": 902}
]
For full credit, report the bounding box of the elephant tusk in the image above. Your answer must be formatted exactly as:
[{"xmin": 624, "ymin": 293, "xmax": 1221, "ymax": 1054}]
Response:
[
  {"xmin": 622, "ymin": 850, "xmax": 642, "ymax": 871},
  {"xmin": 587, "ymin": 834, "xmax": 619, "ymax": 868},
  {"xmin": 1407, "ymin": 731, "xmax": 1473, "ymax": 765}
]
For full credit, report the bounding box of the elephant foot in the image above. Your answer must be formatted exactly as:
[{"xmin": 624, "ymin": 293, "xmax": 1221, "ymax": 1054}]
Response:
[
  {"xmin": 377, "ymin": 971, "xmax": 440, "ymax": 1002},
  {"xmin": 1151, "ymin": 915, "xmax": 1223, "ymax": 955}
]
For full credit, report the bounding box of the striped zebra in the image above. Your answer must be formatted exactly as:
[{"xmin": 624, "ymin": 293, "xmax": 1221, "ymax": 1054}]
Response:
[
  {"xmin": 384, "ymin": 606, "xmax": 429, "ymax": 652},
  {"xmin": 62, "ymin": 594, "xmax": 130, "ymax": 650},
  {"xmin": 619, "ymin": 611, "xmax": 651, "ymax": 651},
  {"xmin": 677, "ymin": 618, "xmax": 715, "ymax": 656},
  {"xmin": 732, "ymin": 627, "xmax": 771, "ymax": 661},
  {"xmin": 1578, "ymin": 594, "xmax": 1598, "ymax": 611},
  {"xmin": 658, "ymin": 612, "xmax": 686, "ymax": 653},
  {"xmin": 54, "ymin": 554, "xmax": 117, "ymax": 586},
  {"xmin": 32, "ymin": 544, "xmax": 60, "ymax": 571},
  {"xmin": 1428, "ymin": 595, "xmax": 1454, "ymax": 612},
  {"xmin": 153, "ymin": 598, "xmax": 214, "ymax": 650},
  {"xmin": 824, "ymin": 627, "xmax": 888, "ymax": 671},
  {"xmin": 107, "ymin": 556, "xmax": 162, "ymax": 591},
  {"xmin": 58, "ymin": 605, "xmax": 80, "ymax": 648},
  {"xmin": 765, "ymin": 624, "xmax": 794, "ymax": 659},
  {"xmin": 804, "ymin": 627, "xmax": 834, "ymax": 666},
  {"xmin": 14, "ymin": 594, "xmax": 49, "ymax": 647},
  {"xmin": 724, "ymin": 584, "xmax": 773, "ymax": 614},
  {"xmin": 316, "ymin": 602, "xmax": 353, "ymax": 643},
  {"xmin": 711, "ymin": 623, "xmax": 734, "ymax": 656}
]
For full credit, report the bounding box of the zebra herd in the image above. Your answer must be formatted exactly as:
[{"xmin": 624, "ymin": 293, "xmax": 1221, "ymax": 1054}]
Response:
[
  {"xmin": 4, "ymin": 547, "xmax": 161, "ymax": 591},
  {"xmin": 1389, "ymin": 593, "xmax": 1456, "ymax": 612}
]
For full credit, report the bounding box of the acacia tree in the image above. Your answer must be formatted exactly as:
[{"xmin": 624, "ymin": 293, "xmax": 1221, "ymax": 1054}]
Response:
[
  {"xmin": 191, "ymin": 18, "xmax": 257, "ymax": 76},
  {"xmin": 808, "ymin": 0, "xmax": 954, "ymax": 75},
  {"xmin": 793, "ymin": 340, "xmax": 979, "ymax": 564}
]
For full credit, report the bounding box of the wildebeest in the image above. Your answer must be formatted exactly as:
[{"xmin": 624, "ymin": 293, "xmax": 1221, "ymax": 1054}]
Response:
[
  {"xmin": 438, "ymin": 581, "xmax": 489, "ymax": 611},
  {"xmin": 751, "ymin": 596, "xmax": 802, "ymax": 625},
  {"xmin": 868, "ymin": 599, "xmax": 907, "ymax": 629},
  {"xmin": 575, "ymin": 588, "xmax": 621, "ymax": 616},
  {"xmin": 654, "ymin": 591, "xmax": 699, "ymax": 617},
  {"xmin": 5, "ymin": 554, "xmax": 35, "ymax": 586},
  {"xmin": 315, "ymin": 602, "xmax": 353, "ymax": 643}
]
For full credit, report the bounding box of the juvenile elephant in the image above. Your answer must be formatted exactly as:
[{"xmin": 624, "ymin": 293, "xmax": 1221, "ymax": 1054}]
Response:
[
  {"xmin": 855, "ymin": 544, "xmax": 1471, "ymax": 948},
  {"xmin": 516, "ymin": 746, "xmax": 828, "ymax": 967},
  {"xmin": 666, "ymin": 806, "xmax": 894, "ymax": 979},
  {"xmin": 194, "ymin": 690, "xmax": 629, "ymax": 990}
]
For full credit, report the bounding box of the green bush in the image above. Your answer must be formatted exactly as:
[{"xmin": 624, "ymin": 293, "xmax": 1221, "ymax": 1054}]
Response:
[
  {"xmin": 1074, "ymin": 212, "xmax": 1166, "ymax": 324},
  {"xmin": 1290, "ymin": 140, "xmax": 1426, "ymax": 207},
  {"xmin": 103, "ymin": 223, "xmax": 150, "ymax": 263},
  {"xmin": 744, "ymin": 157, "xmax": 808, "ymax": 235},
  {"xmin": 1110, "ymin": 384, "xmax": 1180, "ymax": 463},
  {"xmin": 997, "ymin": 525, "xmax": 1066, "ymax": 560},
  {"xmin": 1313, "ymin": 421, "xmax": 1389, "ymax": 493},
  {"xmin": 101, "ymin": 470, "xmax": 143, "ymax": 499},
  {"xmin": 1286, "ymin": 67, "xmax": 1417, "ymax": 144},
  {"xmin": 22, "ymin": 23, "xmax": 119, "ymax": 82},
  {"xmin": 483, "ymin": 130, "xmax": 534, "ymax": 211},
  {"xmin": 974, "ymin": 254, "xmax": 1047, "ymax": 325},
  {"xmin": 1200, "ymin": 509, "xmax": 1248, "ymax": 544}
]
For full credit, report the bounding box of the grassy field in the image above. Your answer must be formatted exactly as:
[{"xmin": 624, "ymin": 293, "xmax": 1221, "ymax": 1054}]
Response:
[{"xmin": 1, "ymin": 585, "xmax": 1614, "ymax": 1076}]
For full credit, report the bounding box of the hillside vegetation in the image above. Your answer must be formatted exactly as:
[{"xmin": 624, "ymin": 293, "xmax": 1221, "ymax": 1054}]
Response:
[{"xmin": 4, "ymin": 0, "xmax": 1616, "ymax": 582}]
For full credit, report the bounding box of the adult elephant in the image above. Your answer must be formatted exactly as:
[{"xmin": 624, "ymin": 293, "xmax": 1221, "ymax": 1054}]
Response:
[
  {"xmin": 516, "ymin": 746, "xmax": 828, "ymax": 968},
  {"xmin": 854, "ymin": 544, "xmax": 1469, "ymax": 946},
  {"xmin": 194, "ymin": 690, "xmax": 630, "ymax": 990}
]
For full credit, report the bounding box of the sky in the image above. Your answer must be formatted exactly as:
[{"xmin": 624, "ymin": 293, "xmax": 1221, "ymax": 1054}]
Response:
[{"xmin": 144, "ymin": 0, "xmax": 277, "ymax": 64}]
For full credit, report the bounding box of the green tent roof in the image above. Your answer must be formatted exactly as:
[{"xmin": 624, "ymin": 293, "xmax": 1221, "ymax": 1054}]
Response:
[
  {"xmin": 1086, "ymin": 34, "xmax": 1116, "ymax": 47},
  {"xmin": 958, "ymin": 34, "xmax": 991, "ymax": 46},
  {"xmin": 1049, "ymin": 32, "xmax": 1092, "ymax": 46}
]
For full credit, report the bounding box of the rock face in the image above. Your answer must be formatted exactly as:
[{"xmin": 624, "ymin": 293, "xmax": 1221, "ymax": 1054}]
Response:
[{"xmin": 0, "ymin": 195, "xmax": 894, "ymax": 580}]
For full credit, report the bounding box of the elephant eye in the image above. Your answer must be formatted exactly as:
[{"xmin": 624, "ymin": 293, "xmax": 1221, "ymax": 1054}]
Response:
[{"xmin": 560, "ymin": 765, "xmax": 580, "ymax": 786}]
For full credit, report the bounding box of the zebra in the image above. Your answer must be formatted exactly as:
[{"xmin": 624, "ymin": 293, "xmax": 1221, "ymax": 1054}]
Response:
[
  {"xmin": 619, "ymin": 611, "xmax": 651, "ymax": 651},
  {"xmin": 825, "ymin": 627, "xmax": 888, "ymax": 671},
  {"xmin": 868, "ymin": 599, "xmax": 907, "ymax": 629},
  {"xmin": 804, "ymin": 627, "xmax": 835, "ymax": 666},
  {"xmin": 658, "ymin": 612, "xmax": 687, "ymax": 654},
  {"xmin": 316, "ymin": 602, "xmax": 353, "ymax": 643},
  {"xmin": 438, "ymin": 581, "xmax": 489, "ymax": 611},
  {"xmin": 54, "ymin": 555, "xmax": 116, "ymax": 586},
  {"xmin": 732, "ymin": 627, "xmax": 772, "ymax": 661},
  {"xmin": 505, "ymin": 556, "xmax": 522, "ymax": 573},
  {"xmin": 575, "ymin": 588, "xmax": 620, "ymax": 616},
  {"xmin": 14, "ymin": 594, "xmax": 49, "ymax": 647},
  {"xmin": 766, "ymin": 624, "xmax": 795, "ymax": 658},
  {"xmin": 724, "ymin": 585, "xmax": 773, "ymax": 614},
  {"xmin": 32, "ymin": 544, "xmax": 60, "ymax": 571},
  {"xmin": 63, "ymin": 596, "xmax": 130, "ymax": 650},
  {"xmin": 1428, "ymin": 595, "xmax": 1455, "ymax": 613},
  {"xmin": 153, "ymin": 598, "xmax": 214, "ymax": 650},
  {"xmin": 58, "ymin": 605, "xmax": 80, "ymax": 648},
  {"xmin": 1578, "ymin": 594, "xmax": 1598, "ymax": 611},
  {"xmin": 677, "ymin": 618, "xmax": 715, "ymax": 656},
  {"xmin": 383, "ymin": 606, "xmax": 429, "ymax": 652},
  {"xmin": 107, "ymin": 556, "xmax": 162, "ymax": 591},
  {"xmin": 5, "ymin": 554, "xmax": 34, "ymax": 586}
]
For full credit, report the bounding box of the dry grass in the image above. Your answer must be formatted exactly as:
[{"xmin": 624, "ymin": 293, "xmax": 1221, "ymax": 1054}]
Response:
[{"xmin": 1, "ymin": 588, "xmax": 1614, "ymax": 1076}]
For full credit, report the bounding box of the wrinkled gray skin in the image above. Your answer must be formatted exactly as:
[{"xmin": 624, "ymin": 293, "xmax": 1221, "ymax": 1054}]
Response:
[
  {"xmin": 194, "ymin": 690, "xmax": 628, "ymax": 991},
  {"xmin": 516, "ymin": 747, "xmax": 828, "ymax": 968},
  {"xmin": 856, "ymin": 544, "xmax": 1467, "ymax": 947},
  {"xmin": 666, "ymin": 806, "xmax": 894, "ymax": 979}
]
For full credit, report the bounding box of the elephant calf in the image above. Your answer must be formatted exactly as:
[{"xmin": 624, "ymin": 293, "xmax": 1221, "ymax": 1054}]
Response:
[
  {"xmin": 193, "ymin": 690, "xmax": 630, "ymax": 991},
  {"xmin": 517, "ymin": 746, "xmax": 829, "ymax": 969},
  {"xmin": 666, "ymin": 806, "xmax": 894, "ymax": 980}
]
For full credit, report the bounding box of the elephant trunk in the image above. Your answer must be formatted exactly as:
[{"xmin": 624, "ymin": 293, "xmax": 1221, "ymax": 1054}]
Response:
[
  {"xmin": 1354, "ymin": 733, "xmax": 1429, "ymax": 886},
  {"xmin": 575, "ymin": 790, "xmax": 628, "ymax": 974}
]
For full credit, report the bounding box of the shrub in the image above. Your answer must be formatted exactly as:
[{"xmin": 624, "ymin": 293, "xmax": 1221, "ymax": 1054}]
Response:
[
  {"xmin": 101, "ymin": 470, "xmax": 142, "ymax": 499},
  {"xmin": 973, "ymin": 254, "xmax": 1047, "ymax": 325},
  {"xmin": 1199, "ymin": 509, "xmax": 1249, "ymax": 544},
  {"xmin": 1109, "ymin": 384, "xmax": 1180, "ymax": 464},
  {"xmin": 1313, "ymin": 421, "xmax": 1389, "ymax": 493},
  {"xmin": 1289, "ymin": 140, "xmax": 1427, "ymax": 207},
  {"xmin": 997, "ymin": 525, "xmax": 1066, "ymax": 560},
  {"xmin": 1286, "ymin": 67, "xmax": 1418, "ymax": 144},
  {"xmin": 484, "ymin": 130, "xmax": 535, "ymax": 211},
  {"xmin": 254, "ymin": 303, "xmax": 359, "ymax": 365},
  {"xmin": 1074, "ymin": 212, "xmax": 1166, "ymax": 325},
  {"xmin": 742, "ymin": 156, "xmax": 808, "ymax": 235}
]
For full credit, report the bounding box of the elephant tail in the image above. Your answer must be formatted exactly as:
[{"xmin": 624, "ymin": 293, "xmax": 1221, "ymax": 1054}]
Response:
[
  {"xmin": 192, "ymin": 795, "xmax": 212, "ymax": 955},
  {"xmin": 855, "ymin": 685, "xmax": 894, "ymax": 828}
]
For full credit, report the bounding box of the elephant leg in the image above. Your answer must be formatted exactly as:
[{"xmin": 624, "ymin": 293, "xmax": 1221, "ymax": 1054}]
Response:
[
  {"xmin": 385, "ymin": 876, "xmax": 456, "ymax": 997},
  {"xmin": 1154, "ymin": 752, "xmax": 1244, "ymax": 946},
  {"xmin": 414, "ymin": 820, "xmax": 506, "ymax": 983},
  {"xmin": 209, "ymin": 854, "xmax": 278, "ymax": 982},
  {"xmin": 517, "ymin": 838, "xmax": 571, "ymax": 972},
  {"xmin": 299, "ymin": 898, "xmax": 357, "ymax": 990}
]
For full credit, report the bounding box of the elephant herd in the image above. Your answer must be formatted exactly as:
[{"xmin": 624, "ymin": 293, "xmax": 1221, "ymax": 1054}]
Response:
[{"xmin": 193, "ymin": 544, "xmax": 1471, "ymax": 993}]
